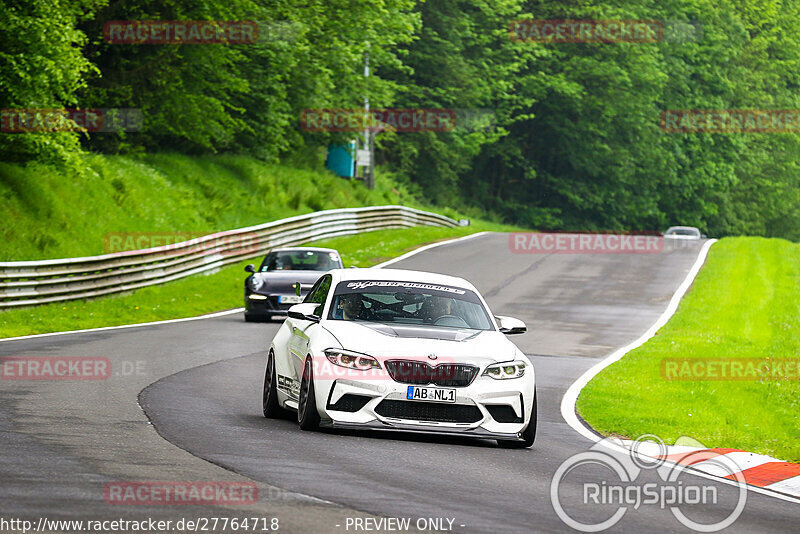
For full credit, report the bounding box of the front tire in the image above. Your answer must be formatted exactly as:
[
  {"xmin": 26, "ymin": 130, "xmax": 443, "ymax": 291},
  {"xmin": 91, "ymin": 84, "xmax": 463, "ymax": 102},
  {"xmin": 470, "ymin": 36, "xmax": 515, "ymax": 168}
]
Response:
[
  {"xmin": 498, "ymin": 392, "xmax": 537, "ymax": 449},
  {"xmin": 262, "ymin": 351, "xmax": 281, "ymax": 418},
  {"xmin": 298, "ymin": 357, "xmax": 320, "ymax": 430}
]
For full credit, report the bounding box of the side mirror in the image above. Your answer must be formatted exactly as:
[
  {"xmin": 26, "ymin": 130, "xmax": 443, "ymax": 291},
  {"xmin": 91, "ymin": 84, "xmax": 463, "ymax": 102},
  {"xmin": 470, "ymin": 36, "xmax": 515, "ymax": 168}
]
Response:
[
  {"xmin": 288, "ymin": 303, "xmax": 320, "ymax": 323},
  {"xmin": 495, "ymin": 315, "xmax": 526, "ymax": 335},
  {"xmin": 701, "ymin": 234, "xmax": 707, "ymax": 239},
  {"xmin": 244, "ymin": 264, "xmax": 255, "ymax": 273},
  {"xmin": 293, "ymin": 282, "xmax": 302, "ymax": 297}
]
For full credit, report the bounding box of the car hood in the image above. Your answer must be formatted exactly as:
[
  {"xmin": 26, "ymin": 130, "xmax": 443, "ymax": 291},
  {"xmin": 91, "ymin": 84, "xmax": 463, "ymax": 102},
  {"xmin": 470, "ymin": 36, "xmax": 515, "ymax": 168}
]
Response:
[
  {"xmin": 250, "ymin": 271, "xmax": 325, "ymax": 293},
  {"xmin": 321, "ymin": 320, "xmax": 520, "ymax": 365}
]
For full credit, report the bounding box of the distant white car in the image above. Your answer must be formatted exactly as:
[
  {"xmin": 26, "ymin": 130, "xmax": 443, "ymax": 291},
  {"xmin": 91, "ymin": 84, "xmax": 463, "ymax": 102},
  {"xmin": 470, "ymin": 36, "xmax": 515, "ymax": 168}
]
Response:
[
  {"xmin": 663, "ymin": 226, "xmax": 704, "ymax": 240},
  {"xmin": 261, "ymin": 268, "xmax": 537, "ymax": 448}
]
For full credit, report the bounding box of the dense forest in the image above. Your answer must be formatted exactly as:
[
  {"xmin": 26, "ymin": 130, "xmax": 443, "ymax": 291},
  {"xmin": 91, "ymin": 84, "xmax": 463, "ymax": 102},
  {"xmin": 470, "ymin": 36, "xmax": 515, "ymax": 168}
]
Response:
[{"xmin": 2, "ymin": 0, "xmax": 799, "ymax": 239}]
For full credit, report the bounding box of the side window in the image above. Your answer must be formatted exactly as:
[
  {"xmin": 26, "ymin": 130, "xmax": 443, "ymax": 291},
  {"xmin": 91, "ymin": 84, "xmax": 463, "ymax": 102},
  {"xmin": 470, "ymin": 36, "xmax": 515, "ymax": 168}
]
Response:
[
  {"xmin": 303, "ymin": 277, "xmax": 323, "ymax": 304},
  {"xmin": 305, "ymin": 275, "xmax": 332, "ymax": 315}
]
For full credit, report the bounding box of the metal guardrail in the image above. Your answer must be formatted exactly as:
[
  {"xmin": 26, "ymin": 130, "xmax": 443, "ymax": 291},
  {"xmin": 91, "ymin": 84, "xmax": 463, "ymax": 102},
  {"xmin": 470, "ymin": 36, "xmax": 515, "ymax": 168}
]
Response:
[{"xmin": 0, "ymin": 206, "xmax": 459, "ymax": 308}]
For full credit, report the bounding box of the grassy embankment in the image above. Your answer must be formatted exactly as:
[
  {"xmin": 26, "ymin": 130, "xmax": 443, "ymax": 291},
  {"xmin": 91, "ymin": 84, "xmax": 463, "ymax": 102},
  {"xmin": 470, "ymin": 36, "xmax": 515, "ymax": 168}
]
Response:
[
  {"xmin": 578, "ymin": 238, "xmax": 800, "ymax": 462},
  {"xmin": 0, "ymin": 153, "xmax": 515, "ymax": 337}
]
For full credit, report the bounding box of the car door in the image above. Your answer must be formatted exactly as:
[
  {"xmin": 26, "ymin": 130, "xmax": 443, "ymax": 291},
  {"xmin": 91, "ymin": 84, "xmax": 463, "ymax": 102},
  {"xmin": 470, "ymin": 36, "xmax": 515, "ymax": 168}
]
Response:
[{"xmin": 288, "ymin": 274, "xmax": 331, "ymax": 396}]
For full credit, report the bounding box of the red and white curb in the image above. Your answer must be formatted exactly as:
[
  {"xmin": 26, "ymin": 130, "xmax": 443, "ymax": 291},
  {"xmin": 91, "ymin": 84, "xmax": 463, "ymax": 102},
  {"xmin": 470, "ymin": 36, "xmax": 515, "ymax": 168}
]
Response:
[{"xmin": 617, "ymin": 440, "xmax": 800, "ymax": 499}]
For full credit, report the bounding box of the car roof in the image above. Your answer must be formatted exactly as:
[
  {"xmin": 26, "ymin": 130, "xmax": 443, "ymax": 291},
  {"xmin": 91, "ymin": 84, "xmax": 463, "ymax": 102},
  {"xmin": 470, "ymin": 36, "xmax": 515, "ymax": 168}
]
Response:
[
  {"xmin": 665, "ymin": 226, "xmax": 700, "ymax": 233},
  {"xmin": 268, "ymin": 247, "xmax": 340, "ymax": 254},
  {"xmin": 330, "ymin": 268, "xmax": 478, "ymax": 292}
]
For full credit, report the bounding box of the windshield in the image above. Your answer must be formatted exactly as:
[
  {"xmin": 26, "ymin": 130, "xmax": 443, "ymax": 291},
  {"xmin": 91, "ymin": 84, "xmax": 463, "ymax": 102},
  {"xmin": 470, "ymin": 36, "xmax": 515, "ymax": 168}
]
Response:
[
  {"xmin": 328, "ymin": 280, "xmax": 494, "ymax": 330},
  {"xmin": 260, "ymin": 250, "xmax": 341, "ymax": 272},
  {"xmin": 667, "ymin": 228, "xmax": 700, "ymax": 236}
]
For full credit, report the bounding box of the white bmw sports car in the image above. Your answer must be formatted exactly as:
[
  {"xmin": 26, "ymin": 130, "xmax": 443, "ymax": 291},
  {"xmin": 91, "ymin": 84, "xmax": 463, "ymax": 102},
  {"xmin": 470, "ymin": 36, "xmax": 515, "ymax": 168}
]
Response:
[{"xmin": 262, "ymin": 268, "xmax": 537, "ymax": 448}]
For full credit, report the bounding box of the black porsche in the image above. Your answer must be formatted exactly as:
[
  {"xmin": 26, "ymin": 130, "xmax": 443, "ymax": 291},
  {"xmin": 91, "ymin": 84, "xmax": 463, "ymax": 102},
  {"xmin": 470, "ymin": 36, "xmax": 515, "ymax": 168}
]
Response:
[{"xmin": 244, "ymin": 247, "xmax": 344, "ymax": 321}]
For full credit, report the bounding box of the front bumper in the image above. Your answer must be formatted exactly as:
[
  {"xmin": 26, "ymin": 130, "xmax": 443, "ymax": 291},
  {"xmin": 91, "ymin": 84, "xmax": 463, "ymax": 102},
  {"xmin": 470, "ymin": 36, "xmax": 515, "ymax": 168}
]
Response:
[
  {"xmin": 244, "ymin": 292, "xmax": 304, "ymax": 316},
  {"xmin": 315, "ymin": 374, "xmax": 535, "ymax": 441},
  {"xmin": 325, "ymin": 419, "xmax": 521, "ymax": 441}
]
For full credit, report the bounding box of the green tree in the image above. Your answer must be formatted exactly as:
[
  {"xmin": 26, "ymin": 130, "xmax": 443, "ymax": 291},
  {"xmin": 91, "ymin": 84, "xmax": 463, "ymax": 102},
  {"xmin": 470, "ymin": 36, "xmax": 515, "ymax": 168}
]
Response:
[{"xmin": 0, "ymin": 0, "xmax": 103, "ymax": 164}]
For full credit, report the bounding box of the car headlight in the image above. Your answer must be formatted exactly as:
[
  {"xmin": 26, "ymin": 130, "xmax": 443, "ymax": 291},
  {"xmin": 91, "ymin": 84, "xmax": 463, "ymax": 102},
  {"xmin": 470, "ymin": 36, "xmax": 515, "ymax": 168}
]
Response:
[
  {"xmin": 483, "ymin": 361, "xmax": 526, "ymax": 379},
  {"xmin": 249, "ymin": 277, "xmax": 266, "ymax": 291},
  {"xmin": 248, "ymin": 294, "xmax": 268, "ymax": 300},
  {"xmin": 324, "ymin": 349, "xmax": 381, "ymax": 371}
]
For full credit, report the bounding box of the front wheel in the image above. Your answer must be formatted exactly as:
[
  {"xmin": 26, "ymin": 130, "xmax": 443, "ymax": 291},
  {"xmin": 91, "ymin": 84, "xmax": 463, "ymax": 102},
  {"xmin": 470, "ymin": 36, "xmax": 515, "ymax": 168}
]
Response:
[
  {"xmin": 298, "ymin": 357, "xmax": 320, "ymax": 430},
  {"xmin": 498, "ymin": 392, "xmax": 537, "ymax": 449}
]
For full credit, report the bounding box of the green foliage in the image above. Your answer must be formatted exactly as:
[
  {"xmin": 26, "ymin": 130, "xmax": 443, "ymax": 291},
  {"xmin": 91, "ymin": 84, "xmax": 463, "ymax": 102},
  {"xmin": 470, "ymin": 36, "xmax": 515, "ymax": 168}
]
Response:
[
  {"xmin": 2, "ymin": 0, "xmax": 799, "ymax": 239},
  {"xmin": 0, "ymin": 153, "xmax": 421, "ymax": 260},
  {"xmin": 0, "ymin": 0, "xmax": 102, "ymax": 164},
  {"xmin": 456, "ymin": 0, "xmax": 800, "ymax": 238}
]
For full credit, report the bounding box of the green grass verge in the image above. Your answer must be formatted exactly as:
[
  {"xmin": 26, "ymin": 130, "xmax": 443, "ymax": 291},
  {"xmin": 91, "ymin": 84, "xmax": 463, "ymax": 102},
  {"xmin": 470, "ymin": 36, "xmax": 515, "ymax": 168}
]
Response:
[
  {"xmin": 0, "ymin": 153, "xmax": 438, "ymax": 260},
  {"xmin": 577, "ymin": 237, "xmax": 800, "ymax": 462},
  {"xmin": 0, "ymin": 221, "xmax": 516, "ymax": 338}
]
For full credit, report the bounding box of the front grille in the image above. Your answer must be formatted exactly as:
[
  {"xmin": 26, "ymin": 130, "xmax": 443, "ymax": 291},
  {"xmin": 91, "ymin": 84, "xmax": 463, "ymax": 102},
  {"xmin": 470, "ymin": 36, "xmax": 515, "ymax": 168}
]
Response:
[
  {"xmin": 486, "ymin": 404, "xmax": 523, "ymax": 423},
  {"xmin": 327, "ymin": 394, "xmax": 372, "ymax": 413},
  {"xmin": 375, "ymin": 400, "xmax": 482, "ymax": 423},
  {"xmin": 384, "ymin": 360, "xmax": 479, "ymax": 387}
]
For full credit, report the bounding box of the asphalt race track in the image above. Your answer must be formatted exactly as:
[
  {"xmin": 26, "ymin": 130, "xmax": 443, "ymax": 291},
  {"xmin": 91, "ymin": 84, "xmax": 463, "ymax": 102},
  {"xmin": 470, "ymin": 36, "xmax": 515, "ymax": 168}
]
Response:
[{"xmin": 1, "ymin": 233, "xmax": 796, "ymax": 533}]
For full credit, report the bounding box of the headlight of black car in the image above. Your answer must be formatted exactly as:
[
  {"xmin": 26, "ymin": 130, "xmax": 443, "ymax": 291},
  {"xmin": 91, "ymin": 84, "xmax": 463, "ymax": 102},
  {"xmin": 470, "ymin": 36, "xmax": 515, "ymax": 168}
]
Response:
[{"xmin": 249, "ymin": 277, "xmax": 267, "ymax": 292}]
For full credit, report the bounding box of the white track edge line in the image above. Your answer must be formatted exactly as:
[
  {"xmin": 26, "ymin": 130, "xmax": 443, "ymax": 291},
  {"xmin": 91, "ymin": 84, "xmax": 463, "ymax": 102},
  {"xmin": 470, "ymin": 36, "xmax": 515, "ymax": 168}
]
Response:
[
  {"xmin": 1, "ymin": 231, "xmax": 490, "ymax": 343},
  {"xmin": 0, "ymin": 308, "xmax": 246, "ymax": 343},
  {"xmin": 372, "ymin": 231, "xmax": 489, "ymax": 268},
  {"xmin": 559, "ymin": 238, "xmax": 800, "ymax": 505}
]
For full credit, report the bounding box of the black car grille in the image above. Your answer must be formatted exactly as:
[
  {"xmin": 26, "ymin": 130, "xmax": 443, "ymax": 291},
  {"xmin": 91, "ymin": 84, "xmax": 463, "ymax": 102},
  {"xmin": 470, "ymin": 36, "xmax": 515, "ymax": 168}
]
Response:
[
  {"xmin": 384, "ymin": 360, "xmax": 479, "ymax": 387},
  {"xmin": 327, "ymin": 394, "xmax": 372, "ymax": 413},
  {"xmin": 375, "ymin": 400, "xmax": 483, "ymax": 423}
]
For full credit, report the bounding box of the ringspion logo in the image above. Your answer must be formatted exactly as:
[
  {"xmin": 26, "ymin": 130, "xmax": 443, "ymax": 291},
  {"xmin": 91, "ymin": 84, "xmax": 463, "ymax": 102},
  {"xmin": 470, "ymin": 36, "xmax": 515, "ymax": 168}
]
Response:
[
  {"xmin": 104, "ymin": 21, "xmax": 259, "ymax": 44},
  {"xmin": 551, "ymin": 435, "xmax": 746, "ymax": 532}
]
